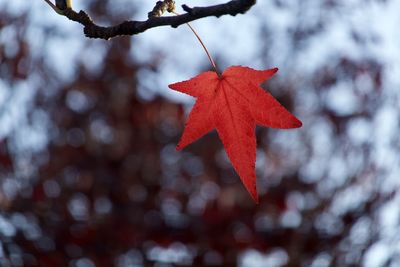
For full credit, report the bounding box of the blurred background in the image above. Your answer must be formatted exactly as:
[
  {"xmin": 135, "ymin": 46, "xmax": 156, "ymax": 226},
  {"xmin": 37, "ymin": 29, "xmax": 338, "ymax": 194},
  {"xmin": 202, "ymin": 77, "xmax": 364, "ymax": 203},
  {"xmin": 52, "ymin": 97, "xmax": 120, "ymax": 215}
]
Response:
[{"xmin": 1, "ymin": 0, "xmax": 400, "ymax": 266}]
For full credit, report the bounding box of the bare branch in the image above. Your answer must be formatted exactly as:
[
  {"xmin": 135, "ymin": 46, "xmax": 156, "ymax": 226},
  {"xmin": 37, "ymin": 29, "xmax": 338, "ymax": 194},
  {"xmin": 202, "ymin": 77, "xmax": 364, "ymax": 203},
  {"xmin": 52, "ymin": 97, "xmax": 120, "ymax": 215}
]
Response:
[{"xmin": 55, "ymin": 0, "xmax": 257, "ymax": 40}]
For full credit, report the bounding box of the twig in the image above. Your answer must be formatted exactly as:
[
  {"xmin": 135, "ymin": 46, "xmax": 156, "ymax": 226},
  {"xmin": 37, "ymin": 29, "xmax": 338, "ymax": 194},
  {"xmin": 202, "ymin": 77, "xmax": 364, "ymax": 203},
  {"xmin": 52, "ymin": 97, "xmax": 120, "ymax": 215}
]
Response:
[
  {"xmin": 43, "ymin": 0, "xmax": 63, "ymax": 14},
  {"xmin": 172, "ymin": 11, "xmax": 219, "ymax": 74},
  {"xmin": 43, "ymin": 0, "xmax": 257, "ymax": 40}
]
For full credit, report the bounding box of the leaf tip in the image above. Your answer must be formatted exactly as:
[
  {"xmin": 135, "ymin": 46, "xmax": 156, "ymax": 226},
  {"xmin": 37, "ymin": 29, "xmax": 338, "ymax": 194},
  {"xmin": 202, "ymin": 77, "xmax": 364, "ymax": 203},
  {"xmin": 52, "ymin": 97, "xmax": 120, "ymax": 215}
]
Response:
[
  {"xmin": 176, "ymin": 143, "xmax": 183, "ymax": 151},
  {"xmin": 252, "ymin": 194, "xmax": 259, "ymax": 204},
  {"xmin": 247, "ymin": 185, "xmax": 259, "ymax": 203},
  {"xmin": 293, "ymin": 117, "xmax": 303, "ymax": 128}
]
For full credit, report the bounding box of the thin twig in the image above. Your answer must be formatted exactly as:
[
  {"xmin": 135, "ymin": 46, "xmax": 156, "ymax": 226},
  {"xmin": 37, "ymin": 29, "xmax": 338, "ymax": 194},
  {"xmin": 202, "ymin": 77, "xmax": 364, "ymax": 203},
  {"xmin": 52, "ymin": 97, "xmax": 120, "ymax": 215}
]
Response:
[
  {"xmin": 43, "ymin": 0, "xmax": 62, "ymax": 14},
  {"xmin": 172, "ymin": 11, "xmax": 219, "ymax": 74}
]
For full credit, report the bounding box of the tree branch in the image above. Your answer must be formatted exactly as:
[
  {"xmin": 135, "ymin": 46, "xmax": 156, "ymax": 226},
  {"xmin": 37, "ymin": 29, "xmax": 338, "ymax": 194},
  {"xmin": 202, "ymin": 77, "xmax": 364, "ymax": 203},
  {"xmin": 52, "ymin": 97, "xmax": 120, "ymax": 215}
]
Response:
[{"xmin": 57, "ymin": 0, "xmax": 257, "ymax": 40}]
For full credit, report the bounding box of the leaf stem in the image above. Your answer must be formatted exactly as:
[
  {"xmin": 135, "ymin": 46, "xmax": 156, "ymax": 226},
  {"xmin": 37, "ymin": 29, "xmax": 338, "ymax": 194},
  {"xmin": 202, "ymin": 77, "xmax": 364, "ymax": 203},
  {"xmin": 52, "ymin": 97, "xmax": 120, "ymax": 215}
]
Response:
[{"xmin": 172, "ymin": 11, "xmax": 219, "ymax": 75}]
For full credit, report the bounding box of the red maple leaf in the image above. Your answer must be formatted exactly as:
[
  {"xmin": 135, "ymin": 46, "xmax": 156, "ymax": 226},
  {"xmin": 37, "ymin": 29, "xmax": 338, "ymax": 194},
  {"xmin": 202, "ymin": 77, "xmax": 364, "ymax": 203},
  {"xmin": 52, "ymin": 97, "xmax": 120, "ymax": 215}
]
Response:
[{"xmin": 169, "ymin": 66, "xmax": 302, "ymax": 203}]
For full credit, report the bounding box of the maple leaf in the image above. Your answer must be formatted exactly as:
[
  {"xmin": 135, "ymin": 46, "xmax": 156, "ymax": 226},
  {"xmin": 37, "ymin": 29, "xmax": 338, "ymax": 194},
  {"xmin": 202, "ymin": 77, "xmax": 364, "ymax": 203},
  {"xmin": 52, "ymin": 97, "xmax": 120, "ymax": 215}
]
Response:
[{"xmin": 168, "ymin": 66, "xmax": 302, "ymax": 203}]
